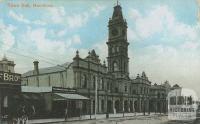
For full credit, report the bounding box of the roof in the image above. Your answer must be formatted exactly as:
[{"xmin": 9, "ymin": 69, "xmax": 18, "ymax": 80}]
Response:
[
  {"xmin": 21, "ymin": 86, "xmax": 52, "ymax": 93},
  {"xmin": 22, "ymin": 62, "xmax": 72, "ymax": 77},
  {"xmin": 54, "ymin": 93, "xmax": 89, "ymax": 100},
  {"xmin": 173, "ymin": 84, "xmax": 180, "ymax": 88}
]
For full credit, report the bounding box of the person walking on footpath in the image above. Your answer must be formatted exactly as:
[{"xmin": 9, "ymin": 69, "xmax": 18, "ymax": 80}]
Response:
[{"xmin": 64, "ymin": 107, "xmax": 68, "ymax": 121}]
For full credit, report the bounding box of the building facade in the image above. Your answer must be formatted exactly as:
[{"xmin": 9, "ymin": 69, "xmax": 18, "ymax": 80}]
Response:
[
  {"xmin": 0, "ymin": 56, "xmax": 21, "ymax": 121},
  {"xmin": 22, "ymin": 4, "xmax": 171, "ymax": 116}
]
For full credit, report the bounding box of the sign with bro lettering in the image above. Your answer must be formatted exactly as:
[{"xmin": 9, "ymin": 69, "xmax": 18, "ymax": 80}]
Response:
[{"xmin": 0, "ymin": 71, "xmax": 21, "ymax": 84}]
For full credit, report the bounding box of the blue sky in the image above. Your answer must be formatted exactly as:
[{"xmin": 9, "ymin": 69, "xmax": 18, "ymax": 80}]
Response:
[{"xmin": 0, "ymin": 0, "xmax": 200, "ymax": 96}]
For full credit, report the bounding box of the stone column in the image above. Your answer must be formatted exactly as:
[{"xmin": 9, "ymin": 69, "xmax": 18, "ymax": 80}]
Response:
[
  {"xmin": 132, "ymin": 100, "xmax": 135, "ymax": 113},
  {"xmin": 139, "ymin": 99, "xmax": 141, "ymax": 112},
  {"xmin": 128, "ymin": 100, "xmax": 130, "ymax": 112},
  {"xmin": 122, "ymin": 100, "xmax": 124, "ymax": 113},
  {"xmin": 113, "ymin": 100, "xmax": 115, "ymax": 114}
]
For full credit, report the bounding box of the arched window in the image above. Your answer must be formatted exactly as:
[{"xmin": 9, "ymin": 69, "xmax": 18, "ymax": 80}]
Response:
[
  {"xmin": 116, "ymin": 46, "xmax": 119, "ymax": 52},
  {"xmin": 81, "ymin": 74, "xmax": 87, "ymax": 88},
  {"xmin": 113, "ymin": 62, "xmax": 118, "ymax": 71},
  {"xmin": 112, "ymin": 47, "xmax": 115, "ymax": 53}
]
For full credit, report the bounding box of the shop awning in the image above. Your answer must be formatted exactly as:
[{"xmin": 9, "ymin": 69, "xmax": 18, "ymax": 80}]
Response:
[{"xmin": 54, "ymin": 93, "xmax": 89, "ymax": 101}]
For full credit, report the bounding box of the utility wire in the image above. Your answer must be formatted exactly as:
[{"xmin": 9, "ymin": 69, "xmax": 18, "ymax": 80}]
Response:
[
  {"xmin": 0, "ymin": 42, "xmax": 72, "ymax": 68},
  {"xmin": 8, "ymin": 50, "xmax": 70, "ymax": 70},
  {"xmin": 0, "ymin": 42, "xmax": 66, "ymax": 65}
]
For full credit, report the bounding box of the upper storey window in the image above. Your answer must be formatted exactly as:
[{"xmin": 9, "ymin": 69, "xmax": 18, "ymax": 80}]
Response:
[
  {"xmin": 116, "ymin": 47, "xmax": 119, "ymax": 52},
  {"xmin": 112, "ymin": 47, "xmax": 115, "ymax": 53},
  {"xmin": 81, "ymin": 74, "xmax": 87, "ymax": 88},
  {"xmin": 113, "ymin": 62, "xmax": 118, "ymax": 71},
  {"xmin": 93, "ymin": 76, "xmax": 96, "ymax": 89}
]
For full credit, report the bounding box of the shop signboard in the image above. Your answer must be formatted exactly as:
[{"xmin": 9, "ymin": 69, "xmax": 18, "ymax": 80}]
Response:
[{"xmin": 0, "ymin": 71, "xmax": 21, "ymax": 84}]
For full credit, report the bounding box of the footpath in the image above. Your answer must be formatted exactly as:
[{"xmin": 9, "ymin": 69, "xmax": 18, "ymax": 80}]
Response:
[{"xmin": 28, "ymin": 113, "xmax": 166, "ymax": 124}]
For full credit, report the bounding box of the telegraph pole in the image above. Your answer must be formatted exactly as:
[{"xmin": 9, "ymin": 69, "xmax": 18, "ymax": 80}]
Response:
[{"xmin": 95, "ymin": 77, "xmax": 97, "ymax": 119}]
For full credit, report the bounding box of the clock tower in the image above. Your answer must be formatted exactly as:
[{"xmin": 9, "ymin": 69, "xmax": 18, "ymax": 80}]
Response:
[{"xmin": 107, "ymin": 4, "xmax": 129, "ymax": 79}]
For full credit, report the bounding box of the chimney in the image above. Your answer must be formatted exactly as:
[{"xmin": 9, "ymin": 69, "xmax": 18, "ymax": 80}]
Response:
[{"xmin": 33, "ymin": 61, "xmax": 39, "ymax": 75}]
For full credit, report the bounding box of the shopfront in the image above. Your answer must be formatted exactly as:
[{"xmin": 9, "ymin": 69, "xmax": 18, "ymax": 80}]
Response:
[{"xmin": 0, "ymin": 71, "xmax": 21, "ymax": 122}]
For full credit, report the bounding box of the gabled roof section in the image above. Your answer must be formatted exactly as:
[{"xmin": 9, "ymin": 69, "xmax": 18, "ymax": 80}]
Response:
[{"xmin": 22, "ymin": 62, "xmax": 72, "ymax": 77}]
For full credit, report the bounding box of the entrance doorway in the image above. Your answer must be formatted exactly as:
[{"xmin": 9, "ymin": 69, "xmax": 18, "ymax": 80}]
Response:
[
  {"xmin": 107, "ymin": 100, "xmax": 112, "ymax": 113},
  {"xmin": 115, "ymin": 100, "xmax": 120, "ymax": 113}
]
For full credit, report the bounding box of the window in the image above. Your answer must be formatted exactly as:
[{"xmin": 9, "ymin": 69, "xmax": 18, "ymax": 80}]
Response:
[
  {"xmin": 102, "ymin": 78, "xmax": 104, "ymax": 90},
  {"xmin": 125, "ymin": 86, "xmax": 127, "ymax": 92},
  {"xmin": 116, "ymin": 47, "xmax": 119, "ymax": 52},
  {"xmin": 112, "ymin": 47, "xmax": 115, "ymax": 53},
  {"xmin": 115, "ymin": 87, "xmax": 118, "ymax": 93},
  {"xmin": 170, "ymin": 97, "xmax": 176, "ymax": 105},
  {"xmin": 188, "ymin": 96, "xmax": 193, "ymax": 105},
  {"xmin": 101, "ymin": 100, "xmax": 104, "ymax": 111},
  {"xmin": 113, "ymin": 62, "xmax": 118, "ymax": 71},
  {"xmin": 157, "ymin": 93, "xmax": 160, "ymax": 98},
  {"xmin": 93, "ymin": 76, "xmax": 96, "ymax": 89},
  {"xmin": 124, "ymin": 62, "xmax": 126, "ymax": 72},
  {"xmin": 99, "ymin": 78, "xmax": 102, "ymax": 90},
  {"xmin": 81, "ymin": 74, "xmax": 87, "ymax": 88},
  {"xmin": 107, "ymin": 82, "xmax": 110, "ymax": 90},
  {"xmin": 178, "ymin": 96, "xmax": 184, "ymax": 105}
]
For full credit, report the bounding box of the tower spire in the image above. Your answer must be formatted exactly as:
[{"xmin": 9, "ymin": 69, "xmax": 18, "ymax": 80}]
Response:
[{"xmin": 117, "ymin": 0, "xmax": 119, "ymax": 5}]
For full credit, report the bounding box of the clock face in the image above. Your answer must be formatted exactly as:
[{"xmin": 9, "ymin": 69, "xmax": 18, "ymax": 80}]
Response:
[{"xmin": 111, "ymin": 28, "xmax": 118, "ymax": 36}]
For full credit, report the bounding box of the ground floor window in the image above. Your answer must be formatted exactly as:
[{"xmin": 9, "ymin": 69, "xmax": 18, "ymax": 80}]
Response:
[{"xmin": 101, "ymin": 100, "xmax": 104, "ymax": 112}]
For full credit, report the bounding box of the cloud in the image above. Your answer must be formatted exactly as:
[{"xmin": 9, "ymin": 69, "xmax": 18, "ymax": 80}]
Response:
[
  {"xmin": 129, "ymin": 6, "xmax": 175, "ymax": 39},
  {"xmin": 66, "ymin": 34, "xmax": 81, "ymax": 47},
  {"xmin": 92, "ymin": 39, "xmax": 108, "ymax": 62},
  {"xmin": 47, "ymin": 7, "xmax": 66, "ymax": 24},
  {"xmin": 129, "ymin": 5, "xmax": 200, "ymax": 44},
  {"xmin": 128, "ymin": 5, "xmax": 200, "ymax": 95},
  {"xmin": 9, "ymin": 10, "xmax": 46, "ymax": 25},
  {"xmin": 91, "ymin": 4, "xmax": 106, "ymax": 17},
  {"xmin": 181, "ymin": 41, "xmax": 200, "ymax": 49},
  {"xmin": 132, "ymin": 44, "xmax": 200, "ymax": 91},
  {"xmin": 67, "ymin": 12, "xmax": 89, "ymax": 29},
  {"xmin": 10, "ymin": 26, "xmax": 86, "ymax": 73},
  {"xmin": 47, "ymin": 4, "xmax": 106, "ymax": 29},
  {"xmin": 0, "ymin": 20, "xmax": 16, "ymax": 51},
  {"xmin": 33, "ymin": 20, "xmax": 46, "ymax": 26},
  {"xmin": 57, "ymin": 29, "xmax": 67, "ymax": 37},
  {"xmin": 9, "ymin": 10, "xmax": 30, "ymax": 24}
]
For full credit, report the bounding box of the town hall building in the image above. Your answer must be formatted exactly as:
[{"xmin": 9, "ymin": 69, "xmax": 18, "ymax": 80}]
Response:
[{"xmin": 22, "ymin": 4, "xmax": 171, "ymax": 117}]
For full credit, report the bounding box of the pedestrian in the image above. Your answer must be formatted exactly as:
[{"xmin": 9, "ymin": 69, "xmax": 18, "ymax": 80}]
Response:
[
  {"xmin": 32, "ymin": 105, "xmax": 36, "ymax": 115},
  {"xmin": 64, "ymin": 107, "xmax": 68, "ymax": 120},
  {"xmin": 18, "ymin": 105, "xmax": 28, "ymax": 124}
]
